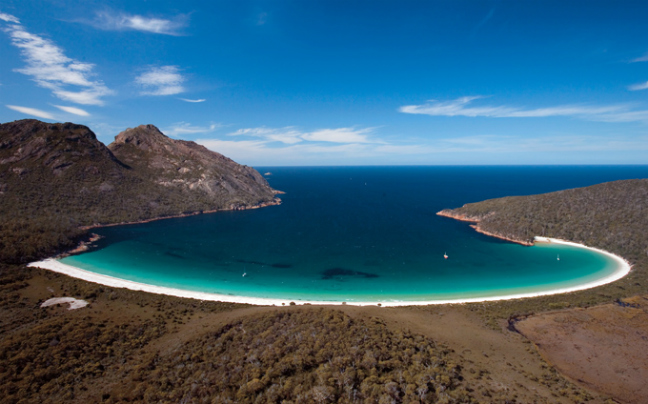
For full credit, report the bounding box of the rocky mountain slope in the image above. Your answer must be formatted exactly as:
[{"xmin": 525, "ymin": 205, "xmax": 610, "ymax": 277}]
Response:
[
  {"xmin": 0, "ymin": 119, "xmax": 280, "ymax": 263},
  {"xmin": 109, "ymin": 124, "xmax": 276, "ymax": 211}
]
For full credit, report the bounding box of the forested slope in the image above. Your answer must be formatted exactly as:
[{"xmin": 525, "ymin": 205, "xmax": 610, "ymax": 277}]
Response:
[{"xmin": 438, "ymin": 179, "xmax": 648, "ymax": 262}]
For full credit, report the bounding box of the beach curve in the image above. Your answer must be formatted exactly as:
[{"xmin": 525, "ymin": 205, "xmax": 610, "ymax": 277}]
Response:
[{"xmin": 27, "ymin": 237, "xmax": 632, "ymax": 307}]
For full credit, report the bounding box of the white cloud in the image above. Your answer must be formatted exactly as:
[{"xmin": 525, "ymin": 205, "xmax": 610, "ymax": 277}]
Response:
[
  {"xmin": 179, "ymin": 98, "xmax": 206, "ymax": 103},
  {"xmin": 88, "ymin": 11, "xmax": 187, "ymax": 35},
  {"xmin": 164, "ymin": 122, "xmax": 221, "ymax": 136},
  {"xmin": 628, "ymin": 81, "xmax": 648, "ymax": 91},
  {"xmin": 52, "ymin": 104, "xmax": 90, "ymax": 116},
  {"xmin": 229, "ymin": 126, "xmax": 380, "ymax": 144},
  {"xmin": 136, "ymin": 66, "xmax": 185, "ymax": 96},
  {"xmin": 399, "ymin": 96, "xmax": 648, "ymax": 123},
  {"xmin": 196, "ymin": 130, "xmax": 648, "ymax": 165},
  {"xmin": 196, "ymin": 139, "xmax": 376, "ymax": 166},
  {"xmin": 230, "ymin": 127, "xmax": 304, "ymax": 144},
  {"xmin": 6, "ymin": 105, "xmax": 55, "ymax": 119},
  {"xmin": 631, "ymin": 53, "xmax": 648, "ymax": 63},
  {"xmin": 301, "ymin": 127, "xmax": 376, "ymax": 143},
  {"xmin": 0, "ymin": 17, "xmax": 112, "ymax": 105},
  {"xmin": 0, "ymin": 12, "xmax": 19, "ymax": 23}
]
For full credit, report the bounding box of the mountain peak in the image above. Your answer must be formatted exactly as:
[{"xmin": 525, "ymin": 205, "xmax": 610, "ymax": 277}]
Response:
[
  {"xmin": 0, "ymin": 119, "xmax": 279, "ymax": 229},
  {"xmin": 111, "ymin": 124, "xmax": 171, "ymax": 151}
]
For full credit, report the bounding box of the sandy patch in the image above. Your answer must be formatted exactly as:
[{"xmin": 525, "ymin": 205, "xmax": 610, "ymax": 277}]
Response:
[
  {"xmin": 40, "ymin": 297, "xmax": 89, "ymax": 310},
  {"xmin": 515, "ymin": 296, "xmax": 648, "ymax": 404}
]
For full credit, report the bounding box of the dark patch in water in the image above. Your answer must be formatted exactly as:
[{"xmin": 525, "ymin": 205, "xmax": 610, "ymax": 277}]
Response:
[
  {"xmin": 165, "ymin": 251, "xmax": 185, "ymax": 259},
  {"xmin": 236, "ymin": 259, "xmax": 292, "ymax": 269},
  {"xmin": 271, "ymin": 263, "xmax": 292, "ymax": 268},
  {"xmin": 322, "ymin": 267, "xmax": 379, "ymax": 280},
  {"xmin": 236, "ymin": 259, "xmax": 264, "ymax": 266}
]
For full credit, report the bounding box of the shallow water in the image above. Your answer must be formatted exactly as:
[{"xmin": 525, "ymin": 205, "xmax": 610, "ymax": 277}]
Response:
[{"xmin": 62, "ymin": 166, "xmax": 647, "ymax": 302}]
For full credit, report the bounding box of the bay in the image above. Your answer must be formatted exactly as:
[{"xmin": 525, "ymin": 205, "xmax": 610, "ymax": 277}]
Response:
[{"xmin": 61, "ymin": 166, "xmax": 648, "ymax": 303}]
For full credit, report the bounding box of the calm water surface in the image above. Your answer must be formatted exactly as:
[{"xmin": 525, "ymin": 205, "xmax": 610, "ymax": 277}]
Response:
[{"xmin": 62, "ymin": 166, "xmax": 648, "ymax": 302}]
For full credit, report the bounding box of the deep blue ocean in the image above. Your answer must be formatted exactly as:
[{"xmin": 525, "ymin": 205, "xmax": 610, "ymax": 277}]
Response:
[{"xmin": 61, "ymin": 166, "xmax": 648, "ymax": 303}]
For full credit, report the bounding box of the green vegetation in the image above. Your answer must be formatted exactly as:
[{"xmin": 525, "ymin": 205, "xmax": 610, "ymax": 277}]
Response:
[
  {"xmin": 440, "ymin": 179, "xmax": 648, "ymax": 321},
  {"xmin": 110, "ymin": 309, "xmax": 468, "ymax": 403}
]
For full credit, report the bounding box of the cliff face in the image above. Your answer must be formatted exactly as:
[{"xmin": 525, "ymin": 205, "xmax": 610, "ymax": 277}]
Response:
[
  {"xmin": 0, "ymin": 119, "xmax": 280, "ymax": 262},
  {"xmin": 109, "ymin": 124, "xmax": 276, "ymax": 208}
]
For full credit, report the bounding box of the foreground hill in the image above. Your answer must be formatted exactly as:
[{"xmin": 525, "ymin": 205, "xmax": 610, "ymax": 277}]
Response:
[{"xmin": 0, "ymin": 119, "xmax": 279, "ymax": 263}]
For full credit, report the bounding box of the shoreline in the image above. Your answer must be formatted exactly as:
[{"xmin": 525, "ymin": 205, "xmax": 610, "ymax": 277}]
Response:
[
  {"xmin": 80, "ymin": 196, "xmax": 282, "ymax": 231},
  {"xmin": 27, "ymin": 237, "xmax": 632, "ymax": 307},
  {"xmin": 437, "ymin": 209, "xmax": 534, "ymax": 246}
]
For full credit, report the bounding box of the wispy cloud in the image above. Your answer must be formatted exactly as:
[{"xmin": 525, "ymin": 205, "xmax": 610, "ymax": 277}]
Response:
[
  {"xmin": 229, "ymin": 126, "xmax": 379, "ymax": 144},
  {"xmin": 197, "ymin": 129, "xmax": 648, "ymax": 165},
  {"xmin": 230, "ymin": 127, "xmax": 305, "ymax": 144},
  {"xmin": 194, "ymin": 125, "xmax": 383, "ymax": 165},
  {"xmin": 471, "ymin": 8, "xmax": 495, "ymax": 37},
  {"xmin": 0, "ymin": 12, "xmax": 19, "ymax": 24},
  {"xmin": 196, "ymin": 139, "xmax": 376, "ymax": 166},
  {"xmin": 257, "ymin": 12, "xmax": 268, "ymax": 26},
  {"xmin": 0, "ymin": 13, "xmax": 112, "ymax": 105},
  {"xmin": 52, "ymin": 104, "xmax": 90, "ymax": 116},
  {"xmin": 136, "ymin": 66, "xmax": 185, "ymax": 96},
  {"xmin": 164, "ymin": 122, "xmax": 221, "ymax": 136},
  {"xmin": 628, "ymin": 81, "xmax": 648, "ymax": 91},
  {"xmin": 631, "ymin": 53, "xmax": 648, "ymax": 63},
  {"xmin": 6, "ymin": 105, "xmax": 55, "ymax": 119},
  {"xmin": 85, "ymin": 11, "xmax": 187, "ymax": 36},
  {"xmin": 399, "ymin": 96, "xmax": 648, "ymax": 123},
  {"xmin": 179, "ymin": 98, "xmax": 205, "ymax": 103},
  {"xmin": 433, "ymin": 133, "xmax": 648, "ymax": 153},
  {"xmin": 302, "ymin": 127, "xmax": 376, "ymax": 143}
]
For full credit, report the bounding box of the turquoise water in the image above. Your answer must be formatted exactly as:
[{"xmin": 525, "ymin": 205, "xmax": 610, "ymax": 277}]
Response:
[{"xmin": 61, "ymin": 166, "xmax": 647, "ymax": 302}]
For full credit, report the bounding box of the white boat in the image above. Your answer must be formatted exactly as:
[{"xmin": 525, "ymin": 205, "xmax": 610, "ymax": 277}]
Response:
[
  {"xmin": 444, "ymin": 252, "xmax": 448, "ymax": 259},
  {"xmin": 557, "ymin": 255, "xmax": 560, "ymax": 261}
]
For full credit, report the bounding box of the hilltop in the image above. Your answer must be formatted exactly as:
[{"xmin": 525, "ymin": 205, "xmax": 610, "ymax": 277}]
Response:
[{"xmin": 0, "ymin": 119, "xmax": 280, "ymax": 263}]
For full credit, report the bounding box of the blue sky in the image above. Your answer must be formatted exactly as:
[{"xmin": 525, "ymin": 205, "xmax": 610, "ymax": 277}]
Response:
[{"xmin": 1, "ymin": 0, "xmax": 647, "ymax": 165}]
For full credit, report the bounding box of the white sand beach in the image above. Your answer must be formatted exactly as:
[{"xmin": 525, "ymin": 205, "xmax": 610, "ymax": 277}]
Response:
[{"xmin": 27, "ymin": 237, "xmax": 631, "ymax": 307}]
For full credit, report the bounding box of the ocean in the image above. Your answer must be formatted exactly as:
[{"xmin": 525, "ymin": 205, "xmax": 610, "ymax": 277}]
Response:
[{"xmin": 60, "ymin": 166, "xmax": 648, "ymax": 303}]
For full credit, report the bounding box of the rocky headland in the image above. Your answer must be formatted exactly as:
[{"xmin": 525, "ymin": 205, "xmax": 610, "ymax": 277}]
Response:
[{"xmin": 0, "ymin": 119, "xmax": 281, "ymax": 263}]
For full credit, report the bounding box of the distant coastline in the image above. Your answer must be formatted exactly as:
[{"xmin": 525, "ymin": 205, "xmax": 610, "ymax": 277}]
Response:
[{"xmin": 28, "ymin": 237, "xmax": 631, "ymax": 307}]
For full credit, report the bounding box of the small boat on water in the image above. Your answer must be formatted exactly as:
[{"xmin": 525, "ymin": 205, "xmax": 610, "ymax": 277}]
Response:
[
  {"xmin": 557, "ymin": 255, "xmax": 560, "ymax": 261},
  {"xmin": 242, "ymin": 272, "xmax": 247, "ymax": 277},
  {"xmin": 444, "ymin": 252, "xmax": 448, "ymax": 259}
]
